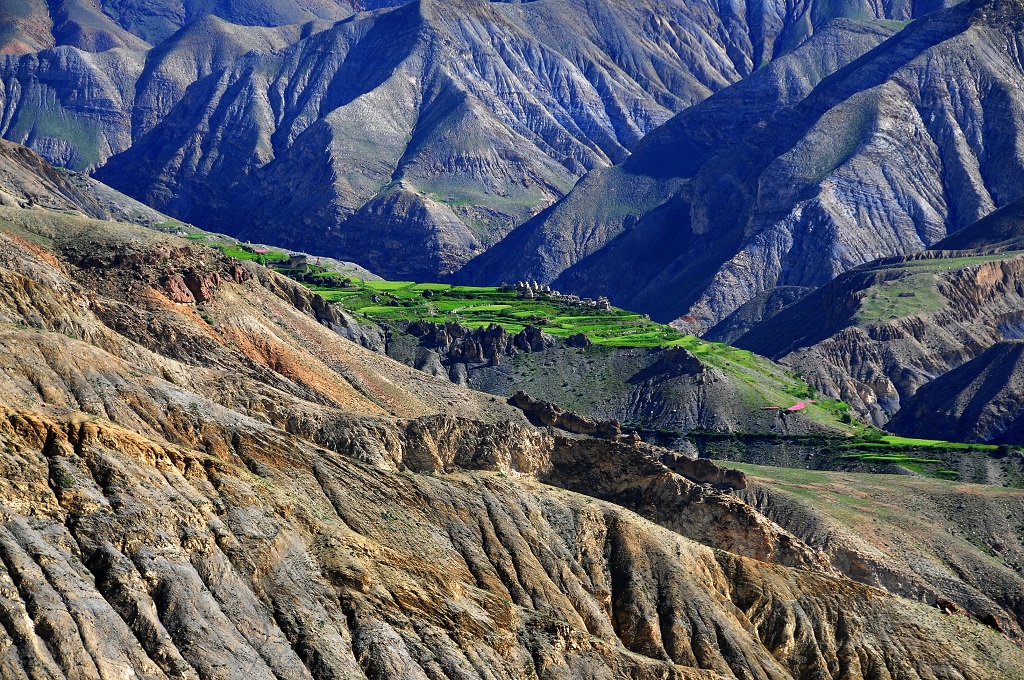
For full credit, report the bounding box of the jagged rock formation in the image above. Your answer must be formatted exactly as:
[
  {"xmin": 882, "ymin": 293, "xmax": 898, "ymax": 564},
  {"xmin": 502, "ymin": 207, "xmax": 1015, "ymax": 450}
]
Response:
[
  {"xmin": 732, "ymin": 251, "xmax": 1024, "ymax": 425},
  {"xmin": 0, "ymin": 144, "xmax": 1023, "ymax": 677},
  {"xmin": 403, "ymin": 320, "xmax": 556, "ymax": 370},
  {"xmin": 887, "ymin": 341, "xmax": 1024, "ymax": 444},
  {"xmin": 6, "ymin": 0, "xmax": 947, "ymax": 280},
  {"xmin": 510, "ymin": 389, "xmax": 623, "ymax": 439},
  {"xmin": 462, "ymin": 0, "xmax": 1024, "ymax": 330}
]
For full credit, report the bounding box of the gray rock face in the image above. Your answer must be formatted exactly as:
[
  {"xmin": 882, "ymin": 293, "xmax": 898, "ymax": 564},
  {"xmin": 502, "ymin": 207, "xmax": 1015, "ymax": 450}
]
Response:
[
  {"xmin": 887, "ymin": 340, "xmax": 1024, "ymax": 444},
  {"xmin": 5, "ymin": 0, "xmax": 943, "ymax": 281},
  {"xmin": 463, "ymin": 0, "xmax": 1024, "ymax": 331}
]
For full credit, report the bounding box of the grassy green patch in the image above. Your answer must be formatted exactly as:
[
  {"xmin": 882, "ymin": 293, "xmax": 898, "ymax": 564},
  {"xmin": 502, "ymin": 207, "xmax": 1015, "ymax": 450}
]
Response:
[
  {"xmin": 364, "ymin": 280, "xmax": 417, "ymax": 291},
  {"xmin": 878, "ymin": 435, "xmax": 997, "ymax": 451},
  {"xmin": 219, "ymin": 245, "xmax": 288, "ymax": 262},
  {"xmin": 855, "ymin": 274, "xmax": 944, "ymax": 322}
]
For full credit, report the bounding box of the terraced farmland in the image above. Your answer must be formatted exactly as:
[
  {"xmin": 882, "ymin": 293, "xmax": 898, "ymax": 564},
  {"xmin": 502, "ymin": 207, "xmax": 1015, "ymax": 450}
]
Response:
[{"xmin": 309, "ymin": 279, "xmax": 688, "ymax": 346}]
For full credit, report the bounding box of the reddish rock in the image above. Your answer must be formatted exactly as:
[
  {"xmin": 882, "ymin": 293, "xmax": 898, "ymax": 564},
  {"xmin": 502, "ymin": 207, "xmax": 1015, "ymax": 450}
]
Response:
[
  {"xmin": 184, "ymin": 271, "xmax": 221, "ymax": 303},
  {"xmin": 163, "ymin": 274, "xmax": 196, "ymax": 304},
  {"xmin": 228, "ymin": 263, "xmax": 251, "ymax": 284}
]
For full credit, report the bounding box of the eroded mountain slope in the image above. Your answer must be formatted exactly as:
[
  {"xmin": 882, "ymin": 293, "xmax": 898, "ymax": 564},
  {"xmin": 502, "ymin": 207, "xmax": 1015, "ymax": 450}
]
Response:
[
  {"xmin": 736, "ymin": 464, "xmax": 1024, "ymax": 643},
  {"xmin": 462, "ymin": 0, "xmax": 1024, "ymax": 330},
  {"xmin": 733, "ymin": 250, "xmax": 1024, "ymax": 425},
  {"xmin": 0, "ymin": 158, "xmax": 1021, "ymax": 677},
  {"xmin": 0, "ymin": 0, "xmax": 403, "ymax": 54},
  {"xmin": 887, "ymin": 340, "xmax": 1024, "ymax": 443},
  {"xmin": 4, "ymin": 0, "xmax": 951, "ymax": 280}
]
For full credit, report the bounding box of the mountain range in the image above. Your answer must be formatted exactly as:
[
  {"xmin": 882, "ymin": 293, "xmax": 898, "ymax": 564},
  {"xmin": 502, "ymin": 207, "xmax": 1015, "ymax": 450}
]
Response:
[
  {"xmin": 462, "ymin": 0, "xmax": 1024, "ymax": 333},
  {"xmin": 5, "ymin": 0, "xmax": 1024, "ymax": 670},
  {"xmin": 3, "ymin": 0, "xmax": 958, "ymax": 281}
]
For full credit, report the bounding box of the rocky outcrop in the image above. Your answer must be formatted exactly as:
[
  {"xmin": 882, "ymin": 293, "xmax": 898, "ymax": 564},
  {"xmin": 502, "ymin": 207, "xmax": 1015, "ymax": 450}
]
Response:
[
  {"xmin": 659, "ymin": 451, "xmax": 748, "ymax": 490},
  {"xmin": 511, "ymin": 390, "xmax": 623, "ymax": 439},
  {"xmin": 404, "ymin": 319, "xmax": 555, "ymax": 370},
  {"xmin": 162, "ymin": 273, "xmax": 197, "ymax": 303}
]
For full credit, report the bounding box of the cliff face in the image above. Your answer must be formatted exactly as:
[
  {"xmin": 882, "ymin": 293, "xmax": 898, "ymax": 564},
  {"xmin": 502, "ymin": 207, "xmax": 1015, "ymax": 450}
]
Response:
[
  {"xmin": 462, "ymin": 0, "xmax": 1024, "ymax": 329},
  {"xmin": 0, "ymin": 150, "xmax": 1023, "ymax": 677}
]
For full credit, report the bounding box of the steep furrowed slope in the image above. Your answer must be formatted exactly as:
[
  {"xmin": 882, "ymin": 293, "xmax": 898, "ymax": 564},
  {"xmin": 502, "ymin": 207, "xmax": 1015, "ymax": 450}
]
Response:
[{"xmin": 0, "ymin": 158, "xmax": 1020, "ymax": 677}]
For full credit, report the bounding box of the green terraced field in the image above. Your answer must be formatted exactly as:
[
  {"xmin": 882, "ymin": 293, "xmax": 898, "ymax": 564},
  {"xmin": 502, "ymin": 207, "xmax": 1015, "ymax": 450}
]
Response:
[
  {"xmin": 307, "ymin": 277, "xmax": 869, "ymax": 429},
  {"xmin": 309, "ymin": 279, "xmax": 688, "ymax": 346}
]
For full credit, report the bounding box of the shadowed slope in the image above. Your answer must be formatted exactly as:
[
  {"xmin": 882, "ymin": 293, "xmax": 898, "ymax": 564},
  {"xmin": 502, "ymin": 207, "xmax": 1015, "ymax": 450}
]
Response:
[{"xmin": 462, "ymin": 0, "xmax": 1024, "ymax": 331}]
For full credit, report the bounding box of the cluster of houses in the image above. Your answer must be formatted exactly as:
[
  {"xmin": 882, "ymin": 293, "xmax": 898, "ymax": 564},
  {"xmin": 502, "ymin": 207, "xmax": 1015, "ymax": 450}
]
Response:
[{"xmin": 502, "ymin": 281, "xmax": 612, "ymax": 310}]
